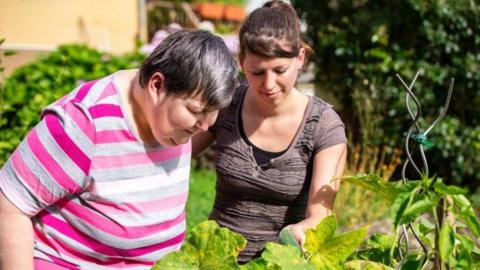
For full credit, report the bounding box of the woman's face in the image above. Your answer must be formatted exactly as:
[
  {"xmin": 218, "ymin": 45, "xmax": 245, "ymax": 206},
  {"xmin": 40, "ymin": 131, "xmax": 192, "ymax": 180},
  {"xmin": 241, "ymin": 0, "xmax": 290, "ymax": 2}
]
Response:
[
  {"xmin": 150, "ymin": 94, "xmax": 218, "ymax": 146},
  {"xmin": 241, "ymin": 48, "xmax": 305, "ymax": 106},
  {"xmin": 144, "ymin": 74, "xmax": 218, "ymax": 146}
]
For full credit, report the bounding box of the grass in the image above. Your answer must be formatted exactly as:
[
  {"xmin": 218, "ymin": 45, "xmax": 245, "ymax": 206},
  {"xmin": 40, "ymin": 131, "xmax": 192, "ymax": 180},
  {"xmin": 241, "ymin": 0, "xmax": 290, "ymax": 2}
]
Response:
[{"xmin": 186, "ymin": 169, "xmax": 217, "ymax": 231}]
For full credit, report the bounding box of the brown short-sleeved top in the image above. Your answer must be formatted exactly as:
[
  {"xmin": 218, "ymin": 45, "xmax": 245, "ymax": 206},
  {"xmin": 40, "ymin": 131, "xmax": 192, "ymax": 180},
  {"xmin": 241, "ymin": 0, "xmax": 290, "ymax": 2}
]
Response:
[{"xmin": 209, "ymin": 86, "xmax": 346, "ymax": 263}]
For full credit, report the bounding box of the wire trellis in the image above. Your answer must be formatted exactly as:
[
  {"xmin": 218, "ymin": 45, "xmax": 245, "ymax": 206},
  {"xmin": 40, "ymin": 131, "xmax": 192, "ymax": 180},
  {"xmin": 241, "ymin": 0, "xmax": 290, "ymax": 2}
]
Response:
[{"xmin": 394, "ymin": 72, "xmax": 455, "ymax": 270}]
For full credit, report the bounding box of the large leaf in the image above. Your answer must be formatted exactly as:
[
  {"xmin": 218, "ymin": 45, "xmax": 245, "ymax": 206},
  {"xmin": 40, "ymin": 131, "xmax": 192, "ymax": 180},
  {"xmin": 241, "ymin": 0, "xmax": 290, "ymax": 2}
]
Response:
[
  {"xmin": 152, "ymin": 220, "xmax": 246, "ymax": 270},
  {"xmin": 309, "ymin": 254, "xmax": 340, "ymax": 270},
  {"xmin": 341, "ymin": 174, "xmax": 405, "ymax": 203},
  {"xmin": 452, "ymin": 195, "xmax": 480, "ymax": 237},
  {"xmin": 304, "ymin": 216, "xmax": 368, "ymax": 267},
  {"xmin": 261, "ymin": 242, "xmax": 315, "ymax": 270},
  {"xmin": 304, "ymin": 215, "xmax": 337, "ymax": 252},
  {"xmin": 345, "ymin": 260, "xmax": 394, "ymax": 270},
  {"xmin": 152, "ymin": 244, "xmax": 200, "ymax": 270}
]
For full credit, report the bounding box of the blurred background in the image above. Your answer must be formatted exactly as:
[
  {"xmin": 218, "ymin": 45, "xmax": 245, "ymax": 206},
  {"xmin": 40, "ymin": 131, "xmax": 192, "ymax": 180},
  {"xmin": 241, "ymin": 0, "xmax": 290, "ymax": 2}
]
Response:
[{"xmin": 0, "ymin": 0, "xmax": 479, "ymax": 231}]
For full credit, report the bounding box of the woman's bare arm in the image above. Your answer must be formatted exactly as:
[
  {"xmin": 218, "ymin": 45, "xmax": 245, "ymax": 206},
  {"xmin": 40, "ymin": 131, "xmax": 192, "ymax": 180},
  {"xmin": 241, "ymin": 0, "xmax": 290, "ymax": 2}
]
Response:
[
  {"xmin": 287, "ymin": 143, "xmax": 347, "ymax": 245},
  {"xmin": 0, "ymin": 191, "xmax": 34, "ymax": 270}
]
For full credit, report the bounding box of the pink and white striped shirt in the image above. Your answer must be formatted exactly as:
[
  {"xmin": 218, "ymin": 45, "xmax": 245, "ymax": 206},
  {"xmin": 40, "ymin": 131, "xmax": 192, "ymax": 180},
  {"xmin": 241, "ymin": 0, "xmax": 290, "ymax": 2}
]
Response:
[{"xmin": 0, "ymin": 73, "xmax": 191, "ymax": 269}]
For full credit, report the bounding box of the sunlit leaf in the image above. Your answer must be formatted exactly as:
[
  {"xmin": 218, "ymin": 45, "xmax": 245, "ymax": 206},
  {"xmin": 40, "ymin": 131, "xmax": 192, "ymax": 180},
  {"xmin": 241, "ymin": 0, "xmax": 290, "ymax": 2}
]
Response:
[
  {"xmin": 439, "ymin": 222, "xmax": 455, "ymax": 262},
  {"xmin": 452, "ymin": 195, "xmax": 480, "ymax": 237},
  {"xmin": 433, "ymin": 181, "xmax": 467, "ymax": 195},
  {"xmin": 261, "ymin": 242, "xmax": 315, "ymax": 270},
  {"xmin": 240, "ymin": 258, "xmax": 268, "ymax": 270},
  {"xmin": 341, "ymin": 174, "xmax": 405, "ymax": 203},
  {"xmin": 153, "ymin": 220, "xmax": 246, "ymax": 270},
  {"xmin": 305, "ymin": 215, "xmax": 368, "ymax": 266}
]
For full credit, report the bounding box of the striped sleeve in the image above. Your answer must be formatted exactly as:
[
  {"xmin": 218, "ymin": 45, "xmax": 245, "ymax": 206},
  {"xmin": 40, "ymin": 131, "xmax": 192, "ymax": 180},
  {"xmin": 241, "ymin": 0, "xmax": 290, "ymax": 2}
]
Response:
[{"xmin": 0, "ymin": 101, "xmax": 96, "ymax": 216}]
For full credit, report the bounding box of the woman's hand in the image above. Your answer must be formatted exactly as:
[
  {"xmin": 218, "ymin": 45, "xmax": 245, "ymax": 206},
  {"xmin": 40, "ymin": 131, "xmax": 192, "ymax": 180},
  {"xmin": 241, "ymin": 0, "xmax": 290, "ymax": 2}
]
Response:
[{"xmin": 284, "ymin": 223, "xmax": 307, "ymax": 248}]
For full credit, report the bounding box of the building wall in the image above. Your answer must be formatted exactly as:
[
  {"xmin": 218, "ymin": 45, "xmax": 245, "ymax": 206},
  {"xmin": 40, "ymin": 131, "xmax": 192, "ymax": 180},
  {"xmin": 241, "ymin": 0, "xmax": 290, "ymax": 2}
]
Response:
[{"xmin": 0, "ymin": 0, "xmax": 141, "ymax": 54}]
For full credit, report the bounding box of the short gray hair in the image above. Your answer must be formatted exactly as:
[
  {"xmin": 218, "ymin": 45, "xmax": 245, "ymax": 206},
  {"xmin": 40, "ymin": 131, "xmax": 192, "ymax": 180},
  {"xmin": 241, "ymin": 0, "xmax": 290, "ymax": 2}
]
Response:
[{"xmin": 139, "ymin": 29, "xmax": 239, "ymax": 109}]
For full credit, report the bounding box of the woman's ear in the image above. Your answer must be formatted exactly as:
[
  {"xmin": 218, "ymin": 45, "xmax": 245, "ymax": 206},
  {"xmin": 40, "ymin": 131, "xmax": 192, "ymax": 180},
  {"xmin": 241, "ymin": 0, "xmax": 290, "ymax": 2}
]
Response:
[{"xmin": 147, "ymin": 72, "xmax": 167, "ymax": 102}]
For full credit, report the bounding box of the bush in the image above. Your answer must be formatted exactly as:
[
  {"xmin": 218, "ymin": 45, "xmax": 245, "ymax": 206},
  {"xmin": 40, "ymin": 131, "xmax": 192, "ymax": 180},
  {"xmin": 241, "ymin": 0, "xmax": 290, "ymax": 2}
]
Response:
[
  {"xmin": 0, "ymin": 44, "xmax": 145, "ymax": 164},
  {"xmin": 292, "ymin": 0, "xmax": 480, "ymax": 189}
]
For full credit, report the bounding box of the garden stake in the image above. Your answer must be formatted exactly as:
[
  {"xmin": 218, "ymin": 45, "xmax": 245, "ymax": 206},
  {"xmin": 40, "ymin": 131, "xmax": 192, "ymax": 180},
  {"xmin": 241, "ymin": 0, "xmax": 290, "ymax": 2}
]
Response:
[{"xmin": 395, "ymin": 72, "xmax": 455, "ymax": 270}]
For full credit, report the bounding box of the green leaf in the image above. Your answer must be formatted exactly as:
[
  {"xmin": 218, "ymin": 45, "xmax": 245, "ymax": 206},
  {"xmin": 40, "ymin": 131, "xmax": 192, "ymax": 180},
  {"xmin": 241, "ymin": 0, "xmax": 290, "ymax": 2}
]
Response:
[
  {"xmin": 304, "ymin": 215, "xmax": 368, "ymax": 266},
  {"xmin": 345, "ymin": 260, "xmax": 394, "ymax": 270},
  {"xmin": 433, "ymin": 181, "xmax": 468, "ymax": 195},
  {"xmin": 240, "ymin": 258, "xmax": 268, "ymax": 270},
  {"xmin": 341, "ymin": 174, "xmax": 405, "ymax": 203},
  {"xmin": 439, "ymin": 222, "xmax": 455, "ymax": 262},
  {"xmin": 309, "ymin": 254, "xmax": 340, "ymax": 270},
  {"xmin": 452, "ymin": 195, "xmax": 480, "ymax": 237},
  {"xmin": 261, "ymin": 242, "xmax": 315, "ymax": 270},
  {"xmin": 451, "ymin": 234, "xmax": 475, "ymax": 269},
  {"xmin": 353, "ymin": 234, "xmax": 395, "ymax": 265},
  {"xmin": 390, "ymin": 192, "xmax": 411, "ymax": 227},
  {"xmin": 417, "ymin": 218, "xmax": 435, "ymax": 235},
  {"xmin": 152, "ymin": 244, "xmax": 200, "ymax": 270},
  {"xmin": 304, "ymin": 215, "xmax": 337, "ymax": 252},
  {"xmin": 153, "ymin": 220, "xmax": 246, "ymax": 270},
  {"xmin": 399, "ymin": 196, "xmax": 435, "ymax": 225}
]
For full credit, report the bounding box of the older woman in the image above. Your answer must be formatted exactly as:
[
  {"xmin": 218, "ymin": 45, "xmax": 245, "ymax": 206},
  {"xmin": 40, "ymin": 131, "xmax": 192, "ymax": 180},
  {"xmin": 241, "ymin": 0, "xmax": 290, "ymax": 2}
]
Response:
[{"xmin": 0, "ymin": 29, "xmax": 238, "ymax": 269}]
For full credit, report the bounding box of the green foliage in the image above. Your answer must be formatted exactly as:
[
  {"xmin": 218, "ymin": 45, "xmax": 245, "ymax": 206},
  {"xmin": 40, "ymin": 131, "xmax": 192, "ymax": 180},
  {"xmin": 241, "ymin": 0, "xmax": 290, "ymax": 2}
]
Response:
[
  {"xmin": 249, "ymin": 243, "xmax": 315, "ymax": 270},
  {"xmin": 292, "ymin": 0, "xmax": 480, "ymax": 189},
  {"xmin": 152, "ymin": 220, "xmax": 247, "ymax": 270},
  {"xmin": 343, "ymin": 174, "xmax": 480, "ymax": 269},
  {"xmin": 345, "ymin": 260, "xmax": 394, "ymax": 270},
  {"xmin": 153, "ymin": 216, "xmax": 369, "ymax": 270},
  {"xmin": 352, "ymin": 234, "xmax": 396, "ymax": 266},
  {"xmin": 305, "ymin": 216, "xmax": 369, "ymax": 268},
  {"xmin": 430, "ymin": 117, "xmax": 480, "ymax": 188},
  {"xmin": 341, "ymin": 174, "xmax": 405, "ymax": 203},
  {"xmin": 0, "ymin": 44, "xmax": 145, "ymax": 164}
]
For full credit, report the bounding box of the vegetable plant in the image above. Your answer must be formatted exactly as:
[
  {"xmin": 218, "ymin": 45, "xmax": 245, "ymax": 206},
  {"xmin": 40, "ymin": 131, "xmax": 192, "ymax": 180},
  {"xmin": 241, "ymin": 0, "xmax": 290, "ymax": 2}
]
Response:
[{"xmin": 152, "ymin": 216, "xmax": 372, "ymax": 270}]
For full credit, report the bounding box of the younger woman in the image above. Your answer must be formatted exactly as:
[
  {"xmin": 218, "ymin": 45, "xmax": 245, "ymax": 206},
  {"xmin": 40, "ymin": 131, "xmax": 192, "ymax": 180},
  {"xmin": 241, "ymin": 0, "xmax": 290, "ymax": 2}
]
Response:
[{"xmin": 193, "ymin": 1, "xmax": 347, "ymax": 263}]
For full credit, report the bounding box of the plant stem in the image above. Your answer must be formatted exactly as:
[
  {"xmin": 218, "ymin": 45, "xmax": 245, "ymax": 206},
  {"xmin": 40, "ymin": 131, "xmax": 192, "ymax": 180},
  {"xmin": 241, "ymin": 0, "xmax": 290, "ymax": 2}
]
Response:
[{"xmin": 390, "ymin": 226, "xmax": 401, "ymax": 263}]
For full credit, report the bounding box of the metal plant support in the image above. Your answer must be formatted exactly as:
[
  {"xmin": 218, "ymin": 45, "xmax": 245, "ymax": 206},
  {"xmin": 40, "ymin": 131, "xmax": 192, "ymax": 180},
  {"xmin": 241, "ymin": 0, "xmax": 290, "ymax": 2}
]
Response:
[{"xmin": 395, "ymin": 72, "xmax": 455, "ymax": 270}]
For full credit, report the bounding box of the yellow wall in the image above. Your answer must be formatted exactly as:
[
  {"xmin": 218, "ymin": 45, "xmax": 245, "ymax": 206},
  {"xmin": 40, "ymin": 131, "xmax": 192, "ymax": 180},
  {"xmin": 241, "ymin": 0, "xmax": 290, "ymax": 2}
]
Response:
[{"xmin": 0, "ymin": 0, "xmax": 141, "ymax": 54}]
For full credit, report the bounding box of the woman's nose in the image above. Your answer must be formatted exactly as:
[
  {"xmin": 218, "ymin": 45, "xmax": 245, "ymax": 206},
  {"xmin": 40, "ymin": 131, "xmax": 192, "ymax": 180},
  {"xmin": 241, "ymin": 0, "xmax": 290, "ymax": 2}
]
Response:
[
  {"xmin": 264, "ymin": 72, "xmax": 276, "ymax": 91},
  {"xmin": 196, "ymin": 110, "xmax": 218, "ymax": 132},
  {"xmin": 196, "ymin": 119, "xmax": 210, "ymax": 132}
]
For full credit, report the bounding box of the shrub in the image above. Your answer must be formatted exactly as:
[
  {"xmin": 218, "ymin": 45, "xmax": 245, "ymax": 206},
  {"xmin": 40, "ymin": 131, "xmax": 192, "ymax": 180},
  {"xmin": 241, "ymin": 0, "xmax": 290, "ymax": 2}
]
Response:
[
  {"xmin": 292, "ymin": 0, "xmax": 480, "ymax": 189},
  {"xmin": 0, "ymin": 44, "xmax": 145, "ymax": 164}
]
